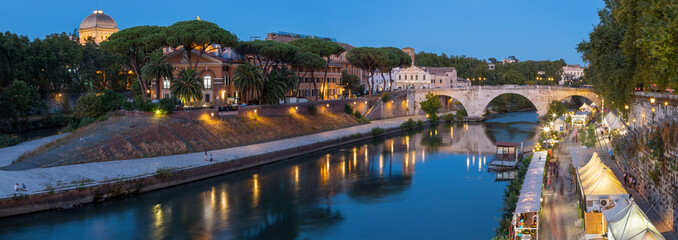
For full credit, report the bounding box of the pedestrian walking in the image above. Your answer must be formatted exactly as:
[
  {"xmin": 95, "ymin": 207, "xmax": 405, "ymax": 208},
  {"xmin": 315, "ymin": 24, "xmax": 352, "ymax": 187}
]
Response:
[
  {"xmin": 210, "ymin": 154, "xmax": 214, "ymax": 162},
  {"xmin": 205, "ymin": 151, "xmax": 208, "ymax": 161},
  {"xmin": 623, "ymin": 173, "xmax": 627, "ymax": 186}
]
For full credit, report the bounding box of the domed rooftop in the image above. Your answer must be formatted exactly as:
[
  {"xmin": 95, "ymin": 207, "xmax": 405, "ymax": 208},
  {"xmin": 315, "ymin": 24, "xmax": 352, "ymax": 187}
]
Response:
[{"xmin": 79, "ymin": 10, "xmax": 118, "ymax": 30}]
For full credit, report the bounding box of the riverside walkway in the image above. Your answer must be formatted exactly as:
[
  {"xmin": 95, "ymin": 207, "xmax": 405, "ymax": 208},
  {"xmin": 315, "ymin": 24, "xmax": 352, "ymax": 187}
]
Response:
[{"xmin": 0, "ymin": 115, "xmax": 425, "ymax": 199}]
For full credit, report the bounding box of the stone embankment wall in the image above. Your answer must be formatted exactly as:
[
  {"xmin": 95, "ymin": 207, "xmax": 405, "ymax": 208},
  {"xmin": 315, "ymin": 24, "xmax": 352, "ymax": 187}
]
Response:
[
  {"xmin": 627, "ymin": 91, "xmax": 678, "ymax": 128},
  {"xmin": 238, "ymin": 98, "xmax": 375, "ymax": 118},
  {"xmin": 615, "ymin": 93, "xmax": 678, "ymax": 230}
]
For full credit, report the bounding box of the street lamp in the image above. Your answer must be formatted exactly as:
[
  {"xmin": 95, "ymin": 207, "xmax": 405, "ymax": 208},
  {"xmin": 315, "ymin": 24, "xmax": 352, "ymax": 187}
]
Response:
[{"xmin": 650, "ymin": 98, "xmax": 656, "ymax": 104}]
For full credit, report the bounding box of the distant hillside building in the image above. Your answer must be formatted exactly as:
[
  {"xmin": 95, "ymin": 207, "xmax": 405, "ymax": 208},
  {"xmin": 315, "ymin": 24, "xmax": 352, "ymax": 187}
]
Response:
[
  {"xmin": 393, "ymin": 48, "xmax": 470, "ymax": 90},
  {"xmin": 78, "ymin": 10, "xmax": 118, "ymax": 44},
  {"xmin": 560, "ymin": 64, "xmax": 585, "ymax": 85}
]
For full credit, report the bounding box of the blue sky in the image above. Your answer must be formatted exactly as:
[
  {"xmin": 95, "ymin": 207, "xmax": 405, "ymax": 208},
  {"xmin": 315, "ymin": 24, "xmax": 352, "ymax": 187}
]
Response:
[{"xmin": 0, "ymin": 0, "xmax": 605, "ymax": 65}]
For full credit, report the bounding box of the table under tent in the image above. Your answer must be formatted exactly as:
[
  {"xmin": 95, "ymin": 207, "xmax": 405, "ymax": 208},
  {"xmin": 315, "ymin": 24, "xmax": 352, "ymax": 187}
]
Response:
[
  {"xmin": 602, "ymin": 197, "xmax": 665, "ymax": 240},
  {"xmin": 574, "ymin": 152, "xmax": 630, "ymax": 238},
  {"xmin": 511, "ymin": 151, "xmax": 548, "ymax": 240}
]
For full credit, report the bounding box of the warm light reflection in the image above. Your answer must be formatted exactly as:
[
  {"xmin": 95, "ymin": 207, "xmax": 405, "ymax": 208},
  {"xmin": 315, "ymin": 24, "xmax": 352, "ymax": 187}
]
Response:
[
  {"xmin": 450, "ymin": 126, "xmax": 454, "ymax": 139},
  {"xmin": 421, "ymin": 149, "xmax": 425, "ymax": 162},
  {"xmin": 353, "ymin": 147, "xmax": 357, "ymax": 167},
  {"xmin": 406, "ymin": 135, "xmax": 410, "ymax": 151},
  {"xmin": 466, "ymin": 155, "xmax": 470, "ymax": 171},
  {"xmin": 478, "ymin": 156, "xmax": 482, "ymax": 172},
  {"xmin": 412, "ymin": 151, "xmax": 416, "ymax": 165},
  {"xmin": 252, "ymin": 174, "xmax": 259, "ymax": 207},
  {"xmin": 341, "ymin": 160, "xmax": 346, "ymax": 176},
  {"xmin": 220, "ymin": 188, "xmax": 228, "ymax": 222},
  {"xmin": 379, "ymin": 154, "xmax": 384, "ymax": 175},
  {"xmin": 294, "ymin": 165, "xmax": 299, "ymax": 185},
  {"xmin": 472, "ymin": 155, "xmax": 475, "ymax": 166},
  {"xmin": 463, "ymin": 123, "xmax": 468, "ymax": 131},
  {"xmin": 153, "ymin": 204, "xmax": 164, "ymax": 228},
  {"xmin": 364, "ymin": 145, "xmax": 368, "ymax": 164}
]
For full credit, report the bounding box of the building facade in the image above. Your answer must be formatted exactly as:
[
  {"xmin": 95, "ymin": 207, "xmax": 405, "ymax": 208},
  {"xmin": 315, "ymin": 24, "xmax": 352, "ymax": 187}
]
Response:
[
  {"xmin": 266, "ymin": 32, "xmax": 366, "ymax": 100},
  {"xmin": 393, "ymin": 48, "xmax": 470, "ymax": 89},
  {"xmin": 159, "ymin": 49, "xmax": 242, "ymax": 106},
  {"xmin": 560, "ymin": 64, "xmax": 585, "ymax": 85},
  {"xmin": 78, "ymin": 10, "xmax": 118, "ymax": 44}
]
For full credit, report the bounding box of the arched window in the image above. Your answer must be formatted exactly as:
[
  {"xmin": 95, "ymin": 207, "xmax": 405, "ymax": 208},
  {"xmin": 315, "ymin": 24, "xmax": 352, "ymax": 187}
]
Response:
[
  {"xmin": 204, "ymin": 74, "xmax": 212, "ymax": 89},
  {"xmin": 163, "ymin": 77, "xmax": 171, "ymax": 89}
]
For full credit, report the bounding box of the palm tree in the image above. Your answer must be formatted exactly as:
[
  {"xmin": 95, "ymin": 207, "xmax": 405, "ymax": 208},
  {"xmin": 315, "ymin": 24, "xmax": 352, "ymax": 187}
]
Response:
[
  {"xmin": 171, "ymin": 69, "xmax": 204, "ymax": 104},
  {"xmin": 233, "ymin": 62, "xmax": 263, "ymax": 104},
  {"xmin": 142, "ymin": 50, "xmax": 174, "ymax": 100}
]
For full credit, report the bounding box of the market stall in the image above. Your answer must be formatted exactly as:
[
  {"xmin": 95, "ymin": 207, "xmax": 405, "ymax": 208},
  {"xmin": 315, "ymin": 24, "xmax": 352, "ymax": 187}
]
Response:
[
  {"xmin": 603, "ymin": 197, "xmax": 665, "ymax": 240},
  {"xmin": 511, "ymin": 151, "xmax": 548, "ymax": 240}
]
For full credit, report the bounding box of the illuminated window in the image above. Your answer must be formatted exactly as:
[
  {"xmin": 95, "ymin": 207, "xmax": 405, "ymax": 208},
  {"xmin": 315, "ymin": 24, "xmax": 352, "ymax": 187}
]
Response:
[
  {"xmin": 203, "ymin": 75, "xmax": 212, "ymax": 89},
  {"xmin": 163, "ymin": 77, "xmax": 171, "ymax": 89}
]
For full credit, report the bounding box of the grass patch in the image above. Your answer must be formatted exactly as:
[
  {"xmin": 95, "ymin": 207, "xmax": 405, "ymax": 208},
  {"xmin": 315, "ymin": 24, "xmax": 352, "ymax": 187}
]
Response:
[
  {"xmin": 155, "ymin": 167, "xmax": 175, "ymax": 178},
  {"xmin": 371, "ymin": 127, "xmax": 385, "ymax": 137}
]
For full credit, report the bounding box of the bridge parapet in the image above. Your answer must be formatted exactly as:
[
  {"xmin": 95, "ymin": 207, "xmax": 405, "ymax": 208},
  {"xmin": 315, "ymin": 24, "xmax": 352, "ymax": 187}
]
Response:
[{"xmin": 409, "ymin": 85, "xmax": 599, "ymax": 120}]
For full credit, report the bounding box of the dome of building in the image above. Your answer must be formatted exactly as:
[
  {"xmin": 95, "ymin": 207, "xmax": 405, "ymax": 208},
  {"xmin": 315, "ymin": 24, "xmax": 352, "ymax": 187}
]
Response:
[{"xmin": 79, "ymin": 10, "xmax": 118, "ymax": 30}]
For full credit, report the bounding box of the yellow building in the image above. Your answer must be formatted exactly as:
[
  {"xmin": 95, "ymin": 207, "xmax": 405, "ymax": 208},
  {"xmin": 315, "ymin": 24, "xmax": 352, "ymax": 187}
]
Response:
[{"xmin": 78, "ymin": 10, "xmax": 118, "ymax": 44}]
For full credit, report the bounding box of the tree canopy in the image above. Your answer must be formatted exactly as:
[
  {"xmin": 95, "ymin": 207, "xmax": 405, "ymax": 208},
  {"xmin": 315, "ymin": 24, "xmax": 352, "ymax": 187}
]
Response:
[
  {"xmin": 577, "ymin": 0, "xmax": 678, "ymax": 112},
  {"xmin": 100, "ymin": 26, "xmax": 166, "ymax": 99},
  {"xmin": 165, "ymin": 20, "xmax": 238, "ymax": 70},
  {"xmin": 346, "ymin": 47, "xmax": 388, "ymax": 96}
]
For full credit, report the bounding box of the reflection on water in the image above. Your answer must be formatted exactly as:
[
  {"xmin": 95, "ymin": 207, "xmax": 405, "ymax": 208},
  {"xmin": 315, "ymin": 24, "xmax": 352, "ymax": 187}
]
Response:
[{"xmin": 0, "ymin": 112, "xmax": 538, "ymax": 240}]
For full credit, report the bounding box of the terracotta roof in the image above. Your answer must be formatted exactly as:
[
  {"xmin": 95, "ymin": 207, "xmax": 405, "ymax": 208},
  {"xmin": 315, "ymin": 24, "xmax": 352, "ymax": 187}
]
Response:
[{"xmin": 422, "ymin": 67, "xmax": 456, "ymax": 74}]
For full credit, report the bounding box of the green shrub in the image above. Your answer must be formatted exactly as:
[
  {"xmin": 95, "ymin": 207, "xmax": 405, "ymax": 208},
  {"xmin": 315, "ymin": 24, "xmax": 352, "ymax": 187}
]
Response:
[
  {"xmin": 381, "ymin": 92, "xmax": 391, "ymax": 102},
  {"xmin": 308, "ymin": 105, "xmax": 318, "ymax": 115},
  {"xmin": 417, "ymin": 119, "xmax": 424, "ymax": 127},
  {"xmin": 155, "ymin": 167, "xmax": 174, "ymax": 178},
  {"xmin": 344, "ymin": 104, "xmax": 354, "ymax": 115},
  {"xmin": 400, "ymin": 118, "xmax": 417, "ymax": 130},
  {"xmin": 133, "ymin": 97, "xmax": 155, "ymax": 112},
  {"xmin": 420, "ymin": 92, "xmax": 442, "ymax": 123},
  {"xmin": 77, "ymin": 118, "xmax": 97, "ymax": 128},
  {"xmin": 354, "ymin": 111, "xmax": 362, "ymax": 119},
  {"xmin": 121, "ymin": 100, "xmax": 134, "ymax": 111},
  {"xmin": 371, "ymin": 127, "xmax": 385, "ymax": 137},
  {"xmin": 100, "ymin": 89, "xmax": 123, "ymax": 112},
  {"xmin": 157, "ymin": 97, "xmax": 181, "ymax": 114},
  {"xmin": 0, "ymin": 134, "xmax": 20, "ymax": 148},
  {"xmin": 456, "ymin": 109, "xmax": 467, "ymax": 121},
  {"xmin": 442, "ymin": 113, "xmax": 455, "ymax": 123},
  {"xmin": 74, "ymin": 91, "xmax": 105, "ymax": 119}
]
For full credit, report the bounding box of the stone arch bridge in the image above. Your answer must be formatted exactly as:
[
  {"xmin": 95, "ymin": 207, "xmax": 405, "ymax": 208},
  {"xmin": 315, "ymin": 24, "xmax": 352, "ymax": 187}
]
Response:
[{"xmin": 407, "ymin": 86, "xmax": 600, "ymax": 120}]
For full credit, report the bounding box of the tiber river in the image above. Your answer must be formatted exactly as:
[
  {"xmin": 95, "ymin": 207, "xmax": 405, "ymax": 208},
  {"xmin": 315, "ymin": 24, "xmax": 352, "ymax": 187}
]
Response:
[{"xmin": 0, "ymin": 111, "xmax": 539, "ymax": 240}]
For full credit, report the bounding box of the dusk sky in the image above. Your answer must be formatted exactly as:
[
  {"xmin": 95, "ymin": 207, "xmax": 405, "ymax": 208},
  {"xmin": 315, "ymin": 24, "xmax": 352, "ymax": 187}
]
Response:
[{"xmin": 0, "ymin": 0, "xmax": 605, "ymax": 65}]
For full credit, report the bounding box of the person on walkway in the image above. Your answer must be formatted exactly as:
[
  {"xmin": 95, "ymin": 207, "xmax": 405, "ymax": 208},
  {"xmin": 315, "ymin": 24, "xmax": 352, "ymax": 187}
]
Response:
[
  {"xmin": 210, "ymin": 154, "xmax": 214, "ymax": 162},
  {"xmin": 623, "ymin": 173, "xmax": 627, "ymax": 186},
  {"xmin": 14, "ymin": 183, "xmax": 19, "ymax": 192},
  {"xmin": 21, "ymin": 183, "xmax": 27, "ymax": 191},
  {"xmin": 205, "ymin": 151, "xmax": 208, "ymax": 161}
]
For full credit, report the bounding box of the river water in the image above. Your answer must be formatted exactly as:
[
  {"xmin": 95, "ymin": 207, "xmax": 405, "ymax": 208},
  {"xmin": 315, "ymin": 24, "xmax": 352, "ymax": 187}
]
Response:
[{"xmin": 0, "ymin": 112, "xmax": 539, "ymax": 240}]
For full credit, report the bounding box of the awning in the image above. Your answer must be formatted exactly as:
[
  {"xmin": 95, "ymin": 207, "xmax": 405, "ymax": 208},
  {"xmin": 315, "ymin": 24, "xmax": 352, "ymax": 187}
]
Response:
[
  {"xmin": 514, "ymin": 151, "xmax": 548, "ymax": 214},
  {"xmin": 604, "ymin": 198, "xmax": 665, "ymax": 240},
  {"xmin": 604, "ymin": 112, "xmax": 626, "ymax": 131}
]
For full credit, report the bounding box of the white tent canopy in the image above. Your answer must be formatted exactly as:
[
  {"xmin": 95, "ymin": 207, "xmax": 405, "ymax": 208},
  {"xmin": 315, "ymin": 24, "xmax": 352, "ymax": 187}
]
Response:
[
  {"xmin": 514, "ymin": 151, "xmax": 548, "ymax": 214},
  {"xmin": 605, "ymin": 112, "xmax": 627, "ymax": 132},
  {"xmin": 604, "ymin": 198, "xmax": 665, "ymax": 240},
  {"xmin": 583, "ymin": 167, "xmax": 627, "ymax": 197}
]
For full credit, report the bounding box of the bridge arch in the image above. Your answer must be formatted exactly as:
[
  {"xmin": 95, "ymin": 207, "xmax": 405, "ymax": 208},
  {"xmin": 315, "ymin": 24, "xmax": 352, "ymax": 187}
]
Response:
[
  {"xmin": 477, "ymin": 92, "xmax": 540, "ymax": 118},
  {"xmin": 410, "ymin": 86, "xmax": 600, "ymax": 120}
]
